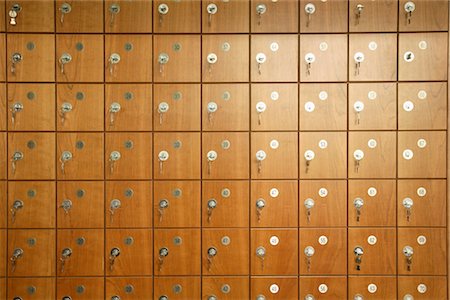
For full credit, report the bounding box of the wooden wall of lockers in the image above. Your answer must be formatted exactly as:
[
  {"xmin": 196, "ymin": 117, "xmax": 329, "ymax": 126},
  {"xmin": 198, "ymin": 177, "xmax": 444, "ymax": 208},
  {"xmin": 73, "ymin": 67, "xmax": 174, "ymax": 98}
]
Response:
[{"xmin": 0, "ymin": 0, "xmax": 449, "ymax": 299}]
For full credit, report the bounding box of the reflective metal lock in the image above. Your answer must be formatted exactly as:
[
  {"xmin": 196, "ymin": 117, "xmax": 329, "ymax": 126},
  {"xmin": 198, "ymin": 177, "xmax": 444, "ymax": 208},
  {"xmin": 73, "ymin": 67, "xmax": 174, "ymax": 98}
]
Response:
[
  {"xmin": 9, "ymin": 3, "xmax": 21, "ymax": 26},
  {"xmin": 60, "ymin": 199, "xmax": 73, "ymax": 215},
  {"xmin": 354, "ymin": 246, "xmax": 364, "ymax": 271},
  {"xmin": 59, "ymin": 3, "xmax": 72, "ymax": 23},
  {"xmin": 108, "ymin": 53, "xmax": 121, "ymax": 75},
  {"xmin": 158, "ymin": 199, "xmax": 169, "ymax": 222},
  {"xmin": 59, "ymin": 53, "xmax": 72, "ymax": 74},
  {"xmin": 353, "ymin": 149, "xmax": 364, "ymax": 173},
  {"xmin": 403, "ymin": 245, "xmax": 414, "ymax": 271},
  {"xmin": 59, "ymin": 102, "xmax": 73, "ymax": 124},
  {"xmin": 207, "ymin": 198, "xmax": 217, "ymax": 222},
  {"xmin": 304, "ymin": 53, "xmax": 315, "ymax": 75},
  {"xmin": 353, "ymin": 197, "xmax": 364, "ymax": 222},
  {"xmin": 109, "ymin": 199, "xmax": 121, "ymax": 223},
  {"xmin": 354, "ymin": 294, "xmax": 364, "ymax": 300},
  {"xmin": 207, "ymin": 246, "xmax": 218, "ymax": 270},
  {"xmin": 255, "ymin": 53, "xmax": 266, "ymax": 75},
  {"xmin": 207, "ymin": 150, "xmax": 218, "ymax": 175},
  {"xmin": 304, "ymin": 246, "xmax": 315, "ymax": 271},
  {"xmin": 256, "ymin": 246, "xmax": 266, "ymax": 270},
  {"xmin": 10, "ymin": 199, "xmax": 24, "ymax": 223},
  {"xmin": 60, "ymin": 247, "xmax": 72, "ymax": 273},
  {"xmin": 111, "ymin": 296, "xmax": 121, "ymax": 300},
  {"xmin": 404, "ymin": 1, "xmax": 415, "ymax": 24},
  {"xmin": 305, "ymin": 3, "xmax": 316, "ymax": 27},
  {"xmin": 158, "ymin": 150, "xmax": 170, "ymax": 174},
  {"xmin": 256, "ymin": 198, "xmax": 265, "ymax": 222},
  {"xmin": 11, "ymin": 151, "xmax": 24, "ymax": 175},
  {"xmin": 304, "ymin": 150, "xmax": 315, "ymax": 173},
  {"xmin": 158, "ymin": 53, "xmax": 170, "ymax": 73},
  {"xmin": 207, "ymin": 3, "xmax": 218, "ymax": 25},
  {"xmin": 158, "ymin": 247, "xmax": 169, "ymax": 271},
  {"xmin": 207, "ymin": 53, "xmax": 218, "ymax": 73},
  {"xmin": 403, "ymin": 197, "xmax": 414, "ymax": 222},
  {"xmin": 60, "ymin": 151, "xmax": 73, "ymax": 175},
  {"xmin": 109, "ymin": 247, "xmax": 121, "ymax": 271},
  {"xmin": 256, "ymin": 4, "xmax": 266, "ymax": 25},
  {"xmin": 109, "ymin": 3, "xmax": 121, "ymax": 26},
  {"xmin": 158, "ymin": 3, "xmax": 169, "ymax": 24},
  {"xmin": 9, "ymin": 101, "xmax": 23, "ymax": 126},
  {"xmin": 304, "ymin": 198, "xmax": 314, "ymax": 223},
  {"xmin": 354, "ymin": 52, "xmax": 365, "ymax": 75},
  {"xmin": 355, "ymin": 4, "xmax": 364, "ymax": 24},
  {"xmin": 10, "ymin": 248, "xmax": 24, "ymax": 273},
  {"xmin": 109, "ymin": 151, "xmax": 121, "ymax": 174},
  {"xmin": 109, "ymin": 102, "xmax": 121, "ymax": 126},
  {"xmin": 305, "ymin": 294, "xmax": 315, "ymax": 300}
]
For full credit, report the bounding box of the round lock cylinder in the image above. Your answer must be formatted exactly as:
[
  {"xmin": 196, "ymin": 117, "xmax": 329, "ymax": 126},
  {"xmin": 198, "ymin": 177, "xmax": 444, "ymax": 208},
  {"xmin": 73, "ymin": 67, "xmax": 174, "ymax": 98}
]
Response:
[
  {"xmin": 207, "ymin": 53, "xmax": 218, "ymax": 64},
  {"xmin": 12, "ymin": 53, "xmax": 22, "ymax": 63},
  {"xmin": 62, "ymin": 297, "xmax": 72, "ymax": 300},
  {"xmin": 158, "ymin": 3, "xmax": 169, "ymax": 14},
  {"xmin": 208, "ymin": 296, "xmax": 217, "ymax": 300},
  {"xmin": 159, "ymin": 296, "xmax": 169, "ymax": 300},
  {"xmin": 256, "ymin": 295, "xmax": 266, "ymax": 300},
  {"xmin": 207, "ymin": 247, "xmax": 218, "ymax": 257},
  {"xmin": 61, "ymin": 199, "xmax": 73, "ymax": 211},
  {"xmin": 207, "ymin": 150, "xmax": 218, "ymax": 161},
  {"xmin": 354, "ymin": 52, "xmax": 365, "ymax": 63},
  {"xmin": 304, "ymin": 198, "xmax": 315, "ymax": 209},
  {"xmin": 354, "ymin": 246, "xmax": 364, "ymax": 256},
  {"xmin": 110, "ymin": 199, "xmax": 121, "ymax": 210},
  {"xmin": 256, "ymin": 150, "xmax": 266, "ymax": 161},
  {"xmin": 354, "ymin": 294, "xmax": 364, "ymax": 300},
  {"xmin": 110, "ymin": 151, "xmax": 121, "ymax": 161},
  {"xmin": 404, "ymin": 1, "xmax": 415, "ymax": 12},
  {"xmin": 61, "ymin": 102, "xmax": 73, "ymax": 113},
  {"xmin": 12, "ymin": 199, "xmax": 24, "ymax": 210},
  {"xmin": 60, "ymin": 3, "xmax": 72, "ymax": 13},
  {"xmin": 207, "ymin": 3, "xmax": 218, "ymax": 14},
  {"xmin": 353, "ymin": 197, "xmax": 364, "ymax": 209},
  {"xmin": 207, "ymin": 102, "xmax": 218, "ymax": 113},
  {"xmin": 403, "ymin": 245, "xmax": 414, "ymax": 257},
  {"xmin": 256, "ymin": 4, "xmax": 266, "ymax": 14},
  {"xmin": 403, "ymin": 197, "xmax": 414, "ymax": 209},
  {"xmin": 305, "ymin": 294, "xmax": 315, "ymax": 300},
  {"xmin": 304, "ymin": 246, "xmax": 315, "ymax": 257},
  {"xmin": 61, "ymin": 247, "xmax": 72, "ymax": 258},
  {"xmin": 12, "ymin": 102, "xmax": 24, "ymax": 112},
  {"xmin": 60, "ymin": 53, "xmax": 72, "ymax": 64},
  {"xmin": 304, "ymin": 150, "xmax": 315, "ymax": 161},
  {"xmin": 305, "ymin": 3, "xmax": 316, "ymax": 14},
  {"xmin": 158, "ymin": 53, "xmax": 170, "ymax": 64},
  {"xmin": 159, "ymin": 199, "xmax": 169, "ymax": 209},
  {"xmin": 159, "ymin": 247, "xmax": 169, "ymax": 257},
  {"xmin": 110, "ymin": 247, "xmax": 121, "ymax": 257},
  {"xmin": 256, "ymin": 246, "xmax": 266, "ymax": 257},
  {"xmin": 207, "ymin": 199, "xmax": 217, "ymax": 209},
  {"xmin": 111, "ymin": 296, "xmax": 121, "ymax": 300},
  {"xmin": 256, "ymin": 198, "xmax": 266, "ymax": 209},
  {"xmin": 158, "ymin": 150, "xmax": 170, "ymax": 161},
  {"xmin": 256, "ymin": 53, "xmax": 266, "ymax": 64}
]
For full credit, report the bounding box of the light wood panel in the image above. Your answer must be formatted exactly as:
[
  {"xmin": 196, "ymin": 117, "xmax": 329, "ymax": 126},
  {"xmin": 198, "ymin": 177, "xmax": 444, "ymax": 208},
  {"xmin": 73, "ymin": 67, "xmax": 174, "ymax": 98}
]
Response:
[
  {"xmin": 106, "ymin": 277, "xmax": 153, "ymax": 300},
  {"xmin": 348, "ymin": 276, "xmax": 397, "ymax": 299},
  {"xmin": 399, "ymin": 0, "xmax": 448, "ymax": 31},
  {"xmin": 202, "ymin": 0, "xmax": 249, "ymax": 33},
  {"xmin": 6, "ymin": 0, "xmax": 54, "ymax": 32},
  {"xmin": 105, "ymin": 0, "xmax": 153, "ymax": 33},
  {"xmin": 250, "ymin": 0, "xmax": 298, "ymax": 33},
  {"xmin": 56, "ymin": 0, "xmax": 104, "ymax": 33},
  {"xmin": 7, "ymin": 278, "xmax": 55, "ymax": 299},
  {"xmin": 349, "ymin": 0, "xmax": 398, "ymax": 32}
]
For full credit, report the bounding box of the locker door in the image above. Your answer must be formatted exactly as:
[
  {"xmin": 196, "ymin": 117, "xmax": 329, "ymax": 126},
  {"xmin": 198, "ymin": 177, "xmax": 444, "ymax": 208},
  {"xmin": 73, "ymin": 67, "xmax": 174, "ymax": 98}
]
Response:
[
  {"xmin": 398, "ymin": 82, "xmax": 447, "ymax": 130},
  {"xmin": 202, "ymin": 0, "xmax": 249, "ymax": 33},
  {"xmin": 8, "ymin": 229, "xmax": 55, "ymax": 277},
  {"xmin": 398, "ymin": 228, "xmax": 447, "ymax": 275},
  {"xmin": 202, "ymin": 132, "xmax": 249, "ymax": 179},
  {"xmin": 7, "ymin": 34, "xmax": 55, "ymax": 82},
  {"xmin": 154, "ymin": 229, "xmax": 201, "ymax": 276},
  {"xmin": 251, "ymin": 83, "xmax": 298, "ymax": 131},
  {"xmin": 7, "ymin": 278, "xmax": 55, "ymax": 299},
  {"xmin": 202, "ymin": 277, "xmax": 249, "ymax": 300},
  {"xmin": 57, "ymin": 229, "xmax": 104, "ymax": 276},
  {"xmin": 154, "ymin": 35, "xmax": 201, "ymax": 82},
  {"xmin": 57, "ymin": 133, "xmax": 104, "ymax": 180},
  {"xmin": 0, "ymin": 133, "xmax": 5, "ymax": 180},
  {"xmin": 299, "ymin": 132, "xmax": 347, "ymax": 179},
  {"xmin": 7, "ymin": 83, "xmax": 55, "ymax": 131},
  {"xmin": 299, "ymin": 180, "xmax": 347, "ymax": 227},
  {"xmin": 8, "ymin": 132, "xmax": 55, "ymax": 180},
  {"xmin": 299, "ymin": 83, "xmax": 347, "ymax": 131},
  {"xmin": 251, "ymin": 132, "xmax": 298, "ymax": 179},
  {"xmin": 105, "ymin": 132, "xmax": 152, "ymax": 180},
  {"xmin": 299, "ymin": 0, "xmax": 348, "ymax": 32},
  {"xmin": 251, "ymin": 277, "xmax": 298, "ymax": 300},
  {"xmin": 251, "ymin": 229, "xmax": 298, "ymax": 275},
  {"xmin": 398, "ymin": 276, "xmax": 447, "ymax": 300},
  {"xmin": 106, "ymin": 277, "xmax": 153, "ymax": 300},
  {"xmin": 106, "ymin": 181, "xmax": 153, "ymax": 228},
  {"xmin": 398, "ymin": 33, "xmax": 448, "ymax": 81},
  {"xmin": 349, "ymin": 0, "xmax": 398, "ymax": 32},
  {"xmin": 348, "ymin": 228, "xmax": 397, "ymax": 275},
  {"xmin": 349, "ymin": 34, "xmax": 397, "ymax": 81},
  {"xmin": 56, "ymin": 0, "xmax": 103, "ymax": 33},
  {"xmin": 348, "ymin": 131, "xmax": 397, "ymax": 178},
  {"xmin": 8, "ymin": 181, "xmax": 55, "ymax": 228},
  {"xmin": 154, "ymin": 132, "xmax": 201, "ymax": 180},
  {"xmin": 250, "ymin": 0, "xmax": 298, "ymax": 32},
  {"xmin": 299, "ymin": 277, "xmax": 347, "ymax": 299},
  {"xmin": 0, "ymin": 36, "xmax": 3, "ymax": 82},
  {"xmin": 6, "ymin": 1, "xmax": 54, "ymax": 32},
  {"xmin": 202, "ymin": 181, "xmax": 249, "ymax": 228},
  {"xmin": 299, "ymin": 228, "xmax": 347, "ymax": 275},
  {"xmin": 57, "ymin": 84, "xmax": 104, "ymax": 132},
  {"xmin": 299, "ymin": 34, "xmax": 347, "ymax": 82},
  {"xmin": 105, "ymin": 35, "xmax": 152, "ymax": 83},
  {"xmin": 202, "ymin": 35, "xmax": 249, "ymax": 82},
  {"xmin": 57, "ymin": 181, "xmax": 104, "ymax": 229},
  {"xmin": 398, "ymin": 180, "xmax": 446, "ymax": 227},
  {"xmin": 154, "ymin": 277, "xmax": 201, "ymax": 300},
  {"xmin": 0, "ymin": 84, "xmax": 5, "ymax": 131},
  {"xmin": 56, "ymin": 34, "xmax": 104, "ymax": 82},
  {"xmin": 57, "ymin": 277, "xmax": 104, "ymax": 300},
  {"xmin": 105, "ymin": 84, "xmax": 152, "ymax": 131},
  {"xmin": 0, "ymin": 182, "xmax": 5, "ymax": 228},
  {"xmin": 251, "ymin": 35, "xmax": 298, "ymax": 82},
  {"xmin": 105, "ymin": 0, "xmax": 153, "ymax": 33},
  {"xmin": 106, "ymin": 229, "xmax": 153, "ymax": 276},
  {"xmin": 398, "ymin": 131, "xmax": 446, "ymax": 178},
  {"xmin": 0, "ymin": 230, "xmax": 5, "ymax": 277},
  {"xmin": 349, "ymin": 83, "xmax": 397, "ymax": 130},
  {"xmin": 399, "ymin": 0, "xmax": 448, "ymax": 31},
  {"xmin": 0, "ymin": 278, "xmax": 4, "ymax": 299},
  {"xmin": 348, "ymin": 180, "xmax": 396, "ymax": 227},
  {"xmin": 202, "ymin": 84, "xmax": 249, "ymax": 131},
  {"xmin": 251, "ymin": 180, "xmax": 298, "ymax": 228},
  {"xmin": 202, "ymin": 229, "xmax": 249, "ymax": 275},
  {"xmin": 154, "ymin": 181, "xmax": 201, "ymax": 228},
  {"xmin": 348, "ymin": 276, "xmax": 397, "ymax": 300},
  {"xmin": 154, "ymin": 0, "xmax": 201, "ymax": 33}
]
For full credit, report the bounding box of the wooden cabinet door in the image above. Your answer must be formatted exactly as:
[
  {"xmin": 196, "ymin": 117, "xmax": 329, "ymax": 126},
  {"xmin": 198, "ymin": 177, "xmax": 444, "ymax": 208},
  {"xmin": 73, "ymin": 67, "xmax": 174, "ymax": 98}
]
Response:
[
  {"xmin": 0, "ymin": 230, "xmax": 5, "ymax": 277},
  {"xmin": 7, "ymin": 278, "xmax": 55, "ymax": 299},
  {"xmin": 299, "ymin": 277, "xmax": 347, "ymax": 299},
  {"xmin": 8, "ymin": 181, "xmax": 55, "ymax": 228},
  {"xmin": 154, "ymin": 0, "xmax": 201, "ymax": 33},
  {"xmin": 57, "ymin": 277, "xmax": 104, "ymax": 300},
  {"xmin": 349, "ymin": 0, "xmax": 398, "ymax": 32},
  {"xmin": 154, "ymin": 181, "xmax": 201, "ymax": 228},
  {"xmin": 0, "ymin": 183, "xmax": 5, "ymax": 228},
  {"xmin": 202, "ymin": 0, "xmax": 249, "ymax": 33},
  {"xmin": 348, "ymin": 276, "xmax": 397, "ymax": 300},
  {"xmin": 251, "ymin": 277, "xmax": 298, "ymax": 300},
  {"xmin": 105, "ymin": 0, "xmax": 153, "ymax": 33},
  {"xmin": 56, "ymin": 0, "xmax": 103, "ymax": 33},
  {"xmin": 154, "ymin": 277, "xmax": 201, "ymax": 300},
  {"xmin": 399, "ymin": 0, "xmax": 448, "ymax": 31},
  {"xmin": 299, "ymin": 0, "xmax": 348, "ymax": 32},
  {"xmin": 106, "ymin": 277, "xmax": 153, "ymax": 300},
  {"xmin": 154, "ymin": 229, "xmax": 201, "ymax": 276},
  {"xmin": 0, "ymin": 84, "xmax": 6, "ymax": 131},
  {"xmin": 250, "ymin": 0, "xmax": 298, "ymax": 32},
  {"xmin": 398, "ymin": 276, "xmax": 447, "ymax": 300},
  {"xmin": 6, "ymin": 0, "xmax": 54, "ymax": 32},
  {"xmin": 0, "ymin": 133, "xmax": 5, "ymax": 180},
  {"xmin": 202, "ymin": 229, "xmax": 249, "ymax": 275},
  {"xmin": 202, "ymin": 277, "xmax": 249, "ymax": 300}
]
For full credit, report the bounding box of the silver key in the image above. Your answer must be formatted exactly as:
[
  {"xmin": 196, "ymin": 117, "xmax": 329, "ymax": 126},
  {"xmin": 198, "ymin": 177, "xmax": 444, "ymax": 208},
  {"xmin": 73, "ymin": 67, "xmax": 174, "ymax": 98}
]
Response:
[
  {"xmin": 10, "ymin": 53, "xmax": 22, "ymax": 74},
  {"xmin": 158, "ymin": 150, "xmax": 169, "ymax": 174},
  {"xmin": 256, "ymin": 198, "xmax": 265, "ymax": 222},
  {"xmin": 10, "ymin": 151, "xmax": 24, "ymax": 175},
  {"xmin": 9, "ymin": 4, "xmax": 21, "ymax": 26},
  {"xmin": 59, "ymin": 3, "xmax": 72, "ymax": 23},
  {"xmin": 158, "ymin": 199, "xmax": 169, "ymax": 223},
  {"xmin": 353, "ymin": 197, "xmax": 364, "ymax": 222},
  {"xmin": 10, "ymin": 199, "xmax": 24, "ymax": 224},
  {"xmin": 158, "ymin": 102, "xmax": 169, "ymax": 125},
  {"xmin": 108, "ymin": 53, "xmax": 121, "ymax": 75},
  {"xmin": 59, "ymin": 102, "xmax": 73, "ymax": 124},
  {"xmin": 109, "ymin": 199, "xmax": 122, "ymax": 224},
  {"xmin": 256, "ymin": 246, "xmax": 266, "ymax": 270},
  {"xmin": 207, "ymin": 3, "xmax": 218, "ymax": 26},
  {"xmin": 256, "ymin": 4, "xmax": 266, "ymax": 25},
  {"xmin": 109, "ymin": 151, "xmax": 121, "ymax": 174},
  {"xmin": 59, "ymin": 53, "xmax": 72, "ymax": 74},
  {"xmin": 60, "ymin": 199, "xmax": 73, "ymax": 215},
  {"xmin": 207, "ymin": 247, "xmax": 217, "ymax": 271},
  {"xmin": 60, "ymin": 151, "xmax": 73, "ymax": 175},
  {"xmin": 354, "ymin": 246, "xmax": 364, "ymax": 271},
  {"xmin": 10, "ymin": 102, "xmax": 23, "ymax": 126},
  {"xmin": 10, "ymin": 248, "xmax": 24, "ymax": 273},
  {"xmin": 304, "ymin": 198, "xmax": 315, "ymax": 223},
  {"xmin": 158, "ymin": 247, "xmax": 169, "ymax": 271},
  {"xmin": 158, "ymin": 53, "xmax": 169, "ymax": 73},
  {"xmin": 158, "ymin": 3, "xmax": 169, "ymax": 24},
  {"xmin": 355, "ymin": 4, "xmax": 364, "ymax": 25},
  {"xmin": 109, "ymin": 102, "xmax": 121, "ymax": 126},
  {"xmin": 403, "ymin": 245, "xmax": 414, "ymax": 271},
  {"xmin": 207, "ymin": 198, "xmax": 217, "ymax": 223},
  {"xmin": 109, "ymin": 247, "xmax": 121, "ymax": 271},
  {"xmin": 109, "ymin": 3, "xmax": 120, "ymax": 26},
  {"xmin": 60, "ymin": 247, "xmax": 72, "ymax": 273},
  {"xmin": 403, "ymin": 197, "xmax": 413, "ymax": 222},
  {"xmin": 304, "ymin": 246, "xmax": 315, "ymax": 271}
]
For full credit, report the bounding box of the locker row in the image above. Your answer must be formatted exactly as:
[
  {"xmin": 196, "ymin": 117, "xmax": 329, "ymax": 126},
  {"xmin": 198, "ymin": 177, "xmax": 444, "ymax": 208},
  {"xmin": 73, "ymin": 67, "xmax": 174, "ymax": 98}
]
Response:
[
  {"xmin": 0, "ymin": 82, "xmax": 447, "ymax": 131},
  {"xmin": 2, "ymin": 33, "xmax": 448, "ymax": 82},
  {"xmin": 0, "ymin": 228, "xmax": 447, "ymax": 276},
  {"xmin": 0, "ymin": 180, "xmax": 446, "ymax": 228},
  {"xmin": 0, "ymin": 131, "xmax": 446, "ymax": 180},
  {"xmin": 2, "ymin": 0, "xmax": 448, "ymax": 33},
  {"xmin": 1, "ymin": 276, "xmax": 448, "ymax": 300}
]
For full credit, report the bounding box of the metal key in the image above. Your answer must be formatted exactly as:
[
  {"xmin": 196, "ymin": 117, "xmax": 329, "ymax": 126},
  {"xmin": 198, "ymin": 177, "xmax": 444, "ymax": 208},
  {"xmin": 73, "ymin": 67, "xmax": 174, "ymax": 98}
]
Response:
[
  {"xmin": 207, "ymin": 101, "xmax": 218, "ymax": 124},
  {"xmin": 109, "ymin": 151, "xmax": 121, "ymax": 174},
  {"xmin": 354, "ymin": 246, "xmax": 364, "ymax": 271},
  {"xmin": 9, "ymin": 4, "xmax": 21, "ymax": 26},
  {"xmin": 10, "ymin": 199, "xmax": 24, "ymax": 224},
  {"xmin": 255, "ymin": 53, "xmax": 266, "ymax": 75},
  {"xmin": 355, "ymin": 4, "xmax": 364, "ymax": 25},
  {"xmin": 10, "ymin": 102, "xmax": 23, "ymax": 126},
  {"xmin": 10, "ymin": 248, "xmax": 23, "ymax": 273},
  {"xmin": 109, "ymin": 199, "xmax": 122, "ymax": 224},
  {"xmin": 304, "ymin": 150, "xmax": 315, "ymax": 173},
  {"xmin": 304, "ymin": 246, "xmax": 315, "ymax": 272},
  {"xmin": 59, "ymin": 53, "xmax": 72, "ymax": 74},
  {"xmin": 207, "ymin": 150, "xmax": 217, "ymax": 175},
  {"xmin": 256, "ymin": 246, "xmax": 266, "ymax": 270},
  {"xmin": 305, "ymin": 53, "xmax": 315, "ymax": 76},
  {"xmin": 109, "ymin": 3, "xmax": 120, "ymax": 26},
  {"xmin": 158, "ymin": 102, "xmax": 169, "ymax": 124},
  {"xmin": 158, "ymin": 150, "xmax": 169, "ymax": 174},
  {"xmin": 158, "ymin": 199, "xmax": 169, "ymax": 223},
  {"xmin": 207, "ymin": 3, "xmax": 218, "ymax": 26},
  {"xmin": 158, "ymin": 3, "xmax": 169, "ymax": 24},
  {"xmin": 305, "ymin": 3, "xmax": 315, "ymax": 27},
  {"xmin": 256, "ymin": 198, "xmax": 265, "ymax": 222},
  {"xmin": 353, "ymin": 197, "xmax": 364, "ymax": 222},
  {"xmin": 403, "ymin": 245, "xmax": 414, "ymax": 271},
  {"xmin": 109, "ymin": 247, "xmax": 121, "ymax": 271},
  {"xmin": 10, "ymin": 53, "xmax": 22, "ymax": 74},
  {"xmin": 60, "ymin": 199, "xmax": 73, "ymax": 215},
  {"xmin": 404, "ymin": 1, "xmax": 415, "ymax": 25},
  {"xmin": 255, "ymin": 101, "xmax": 266, "ymax": 125},
  {"xmin": 59, "ymin": 3, "xmax": 72, "ymax": 24},
  {"xmin": 158, "ymin": 247, "xmax": 169, "ymax": 271},
  {"xmin": 60, "ymin": 247, "xmax": 72, "ymax": 273},
  {"xmin": 304, "ymin": 198, "xmax": 315, "ymax": 223},
  {"xmin": 353, "ymin": 150, "xmax": 364, "ymax": 173},
  {"xmin": 207, "ymin": 247, "xmax": 217, "ymax": 271},
  {"xmin": 256, "ymin": 4, "xmax": 266, "ymax": 25},
  {"xmin": 255, "ymin": 150, "xmax": 266, "ymax": 173},
  {"xmin": 403, "ymin": 197, "xmax": 414, "ymax": 222},
  {"xmin": 354, "ymin": 52, "xmax": 364, "ymax": 76},
  {"xmin": 158, "ymin": 53, "xmax": 169, "ymax": 74},
  {"xmin": 10, "ymin": 151, "xmax": 23, "ymax": 175},
  {"xmin": 59, "ymin": 102, "xmax": 73, "ymax": 124},
  {"xmin": 108, "ymin": 53, "xmax": 121, "ymax": 75},
  {"xmin": 60, "ymin": 151, "xmax": 73, "ymax": 175},
  {"xmin": 207, "ymin": 198, "xmax": 217, "ymax": 223},
  {"xmin": 109, "ymin": 102, "xmax": 121, "ymax": 126}
]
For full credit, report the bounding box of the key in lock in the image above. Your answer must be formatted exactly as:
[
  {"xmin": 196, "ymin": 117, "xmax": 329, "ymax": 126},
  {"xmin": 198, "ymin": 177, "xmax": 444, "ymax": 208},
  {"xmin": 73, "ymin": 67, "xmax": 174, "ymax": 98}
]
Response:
[
  {"xmin": 207, "ymin": 53, "xmax": 218, "ymax": 73},
  {"xmin": 109, "ymin": 199, "xmax": 122, "ymax": 224},
  {"xmin": 255, "ymin": 4, "xmax": 266, "ymax": 25},
  {"xmin": 354, "ymin": 52, "xmax": 365, "ymax": 76},
  {"xmin": 62, "ymin": 297, "xmax": 72, "ymax": 300},
  {"xmin": 255, "ymin": 53, "xmax": 266, "ymax": 75},
  {"xmin": 354, "ymin": 246, "xmax": 364, "ymax": 271},
  {"xmin": 158, "ymin": 150, "xmax": 170, "ymax": 174},
  {"xmin": 109, "ymin": 3, "xmax": 120, "ymax": 26},
  {"xmin": 109, "ymin": 102, "xmax": 121, "ymax": 126},
  {"xmin": 353, "ymin": 197, "xmax": 364, "ymax": 222},
  {"xmin": 403, "ymin": 245, "xmax": 414, "ymax": 271},
  {"xmin": 304, "ymin": 3, "xmax": 316, "ymax": 27},
  {"xmin": 403, "ymin": 197, "xmax": 413, "ymax": 222},
  {"xmin": 304, "ymin": 246, "xmax": 315, "ymax": 272},
  {"xmin": 111, "ymin": 296, "xmax": 121, "ymax": 300},
  {"xmin": 59, "ymin": 2, "xmax": 72, "ymax": 23},
  {"xmin": 158, "ymin": 3, "xmax": 169, "ymax": 24},
  {"xmin": 256, "ymin": 246, "xmax": 266, "ymax": 270},
  {"xmin": 353, "ymin": 149, "xmax": 364, "ymax": 173},
  {"xmin": 304, "ymin": 150, "xmax": 315, "ymax": 173},
  {"xmin": 60, "ymin": 247, "xmax": 72, "ymax": 273},
  {"xmin": 207, "ymin": 198, "xmax": 217, "ymax": 223},
  {"xmin": 10, "ymin": 102, "xmax": 23, "ymax": 126},
  {"xmin": 304, "ymin": 53, "xmax": 315, "ymax": 76},
  {"xmin": 158, "ymin": 102, "xmax": 169, "ymax": 125},
  {"xmin": 158, "ymin": 247, "xmax": 169, "ymax": 271},
  {"xmin": 9, "ymin": 3, "xmax": 21, "ymax": 26},
  {"xmin": 109, "ymin": 247, "xmax": 121, "ymax": 271},
  {"xmin": 207, "ymin": 3, "xmax": 218, "ymax": 25},
  {"xmin": 10, "ymin": 199, "xmax": 24, "ymax": 224},
  {"xmin": 355, "ymin": 4, "xmax": 364, "ymax": 25},
  {"xmin": 404, "ymin": 1, "xmax": 415, "ymax": 24},
  {"xmin": 10, "ymin": 53, "xmax": 22, "ymax": 74},
  {"xmin": 10, "ymin": 248, "xmax": 24, "ymax": 273},
  {"xmin": 206, "ymin": 150, "xmax": 218, "ymax": 175},
  {"xmin": 59, "ymin": 102, "xmax": 73, "ymax": 124},
  {"xmin": 109, "ymin": 151, "xmax": 121, "ymax": 174},
  {"xmin": 207, "ymin": 247, "xmax": 218, "ymax": 271},
  {"xmin": 60, "ymin": 151, "xmax": 73, "ymax": 175},
  {"xmin": 158, "ymin": 53, "xmax": 170, "ymax": 73},
  {"xmin": 255, "ymin": 101, "xmax": 266, "ymax": 125},
  {"xmin": 59, "ymin": 53, "xmax": 72, "ymax": 74},
  {"xmin": 158, "ymin": 199, "xmax": 169, "ymax": 223},
  {"xmin": 10, "ymin": 151, "xmax": 24, "ymax": 175},
  {"xmin": 108, "ymin": 53, "xmax": 121, "ymax": 75},
  {"xmin": 207, "ymin": 101, "xmax": 218, "ymax": 124},
  {"xmin": 304, "ymin": 198, "xmax": 315, "ymax": 223},
  {"xmin": 256, "ymin": 198, "xmax": 265, "ymax": 222},
  {"xmin": 255, "ymin": 150, "xmax": 266, "ymax": 173},
  {"xmin": 60, "ymin": 199, "xmax": 73, "ymax": 215}
]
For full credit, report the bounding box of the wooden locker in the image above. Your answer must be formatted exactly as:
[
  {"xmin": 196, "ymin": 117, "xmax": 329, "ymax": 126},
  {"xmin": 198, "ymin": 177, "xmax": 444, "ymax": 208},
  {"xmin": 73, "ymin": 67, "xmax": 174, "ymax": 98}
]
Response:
[
  {"xmin": 6, "ymin": 1, "xmax": 54, "ymax": 32},
  {"xmin": 57, "ymin": 277, "xmax": 104, "ymax": 300},
  {"xmin": 106, "ymin": 277, "xmax": 153, "ymax": 300},
  {"xmin": 251, "ymin": 277, "xmax": 299, "ymax": 300},
  {"xmin": 7, "ymin": 278, "xmax": 55, "ymax": 299},
  {"xmin": 398, "ymin": 276, "xmax": 448, "ymax": 300},
  {"xmin": 56, "ymin": 0, "xmax": 103, "ymax": 33},
  {"xmin": 105, "ymin": 0, "xmax": 153, "ymax": 33},
  {"xmin": 154, "ymin": 277, "xmax": 201, "ymax": 300},
  {"xmin": 153, "ymin": 0, "xmax": 201, "ymax": 33},
  {"xmin": 299, "ymin": 277, "xmax": 347, "ymax": 299},
  {"xmin": 202, "ymin": 277, "xmax": 249, "ymax": 300},
  {"xmin": 299, "ymin": 0, "xmax": 348, "ymax": 32},
  {"xmin": 202, "ymin": 0, "xmax": 249, "ymax": 33},
  {"xmin": 348, "ymin": 276, "xmax": 397, "ymax": 300},
  {"xmin": 349, "ymin": 0, "xmax": 398, "ymax": 32},
  {"xmin": 250, "ymin": 0, "xmax": 298, "ymax": 33},
  {"xmin": 399, "ymin": 0, "xmax": 448, "ymax": 31}
]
